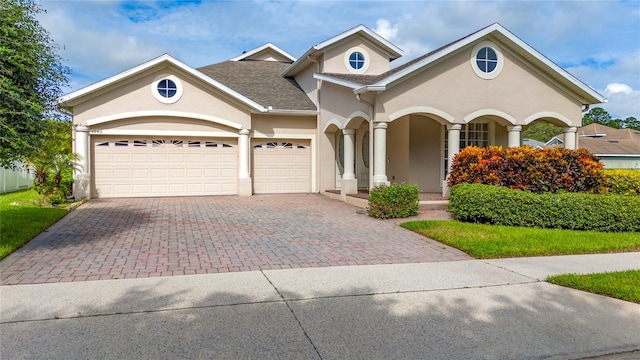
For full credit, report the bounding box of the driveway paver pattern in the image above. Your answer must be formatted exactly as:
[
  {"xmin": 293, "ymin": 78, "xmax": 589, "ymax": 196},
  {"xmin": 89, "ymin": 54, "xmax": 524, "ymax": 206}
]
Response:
[{"xmin": 1, "ymin": 194, "xmax": 470, "ymax": 285}]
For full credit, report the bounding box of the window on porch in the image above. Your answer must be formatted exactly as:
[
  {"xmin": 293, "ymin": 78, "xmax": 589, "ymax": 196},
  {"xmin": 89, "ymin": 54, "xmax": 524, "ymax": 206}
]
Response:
[{"xmin": 444, "ymin": 122, "xmax": 490, "ymax": 175}]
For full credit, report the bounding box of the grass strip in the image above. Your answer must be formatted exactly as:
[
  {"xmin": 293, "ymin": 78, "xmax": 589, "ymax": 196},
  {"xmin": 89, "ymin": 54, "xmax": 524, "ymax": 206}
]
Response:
[
  {"xmin": 547, "ymin": 270, "xmax": 640, "ymax": 304},
  {"xmin": 401, "ymin": 220, "xmax": 640, "ymax": 259},
  {"xmin": 0, "ymin": 189, "xmax": 68, "ymax": 259}
]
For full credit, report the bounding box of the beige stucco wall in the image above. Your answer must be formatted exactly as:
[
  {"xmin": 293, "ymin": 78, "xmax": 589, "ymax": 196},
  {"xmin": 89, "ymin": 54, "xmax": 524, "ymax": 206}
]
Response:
[
  {"xmin": 319, "ymin": 129, "xmax": 339, "ymax": 192},
  {"xmin": 377, "ymin": 43, "xmax": 583, "ymax": 126},
  {"xmin": 387, "ymin": 116, "xmax": 410, "ymax": 184},
  {"xmin": 320, "ymin": 83, "xmax": 370, "ymax": 129},
  {"xmin": 323, "ymin": 37, "xmax": 391, "ymax": 75},
  {"xmin": 72, "ymin": 65, "xmax": 252, "ymax": 129},
  {"xmin": 409, "ymin": 115, "xmax": 443, "ymax": 192},
  {"xmin": 251, "ymin": 114, "xmax": 317, "ymax": 137},
  {"xmin": 91, "ymin": 117, "xmax": 239, "ymax": 136},
  {"xmin": 294, "ymin": 64, "xmax": 319, "ymax": 108}
]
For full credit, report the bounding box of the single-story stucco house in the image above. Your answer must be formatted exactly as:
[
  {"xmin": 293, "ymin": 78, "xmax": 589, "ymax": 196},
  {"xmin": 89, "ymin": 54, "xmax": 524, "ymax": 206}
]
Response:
[
  {"xmin": 59, "ymin": 23, "xmax": 605, "ymax": 200},
  {"xmin": 546, "ymin": 123, "xmax": 640, "ymax": 169}
]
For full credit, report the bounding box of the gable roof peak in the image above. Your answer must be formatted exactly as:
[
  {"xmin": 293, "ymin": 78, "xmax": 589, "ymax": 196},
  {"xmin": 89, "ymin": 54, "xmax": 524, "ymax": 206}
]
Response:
[
  {"xmin": 230, "ymin": 43, "xmax": 296, "ymax": 62},
  {"xmin": 282, "ymin": 24, "xmax": 403, "ymax": 77}
]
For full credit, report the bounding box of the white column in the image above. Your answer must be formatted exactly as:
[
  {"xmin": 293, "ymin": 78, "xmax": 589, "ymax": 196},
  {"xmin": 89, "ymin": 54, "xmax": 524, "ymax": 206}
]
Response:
[
  {"xmin": 563, "ymin": 126, "xmax": 578, "ymax": 150},
  {"xmin": 74, "ymin": 125, "xmax": 90, "ymax": 199},
  {"xmin": 443, "ymin": 124, "xmax": 462, "ymax": 197},
  {"xmin": 342, "ymin": 129, "xmax": 355, "ymax": 180},
  {"xmin": 238, "ymin": 129, "xmax": 250, "ymax": 178},
  {"xmin": 372, "ymin": 122, "xmax": 389, "ymax": 186},
  {"xmin": 237, "ymin": 128, "xmax": 252, "ymax": 196},
  {"xmin": 447, "ymin": 124, "xmax": 462, "ymax": 176},
  {"xmin": 507, "ymin": 125, "xmax": 522, "ymax": 148}
]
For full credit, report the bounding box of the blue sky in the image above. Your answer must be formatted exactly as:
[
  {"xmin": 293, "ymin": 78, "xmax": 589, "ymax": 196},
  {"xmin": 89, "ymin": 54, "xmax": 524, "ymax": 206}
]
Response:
[{"xmin": 38, "ymin": 0, "xmax": 640, "ymax": 118}]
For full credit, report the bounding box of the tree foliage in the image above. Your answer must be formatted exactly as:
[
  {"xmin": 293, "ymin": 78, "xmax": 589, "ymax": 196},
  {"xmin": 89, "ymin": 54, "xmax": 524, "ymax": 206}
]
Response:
[
  {"xmin": 583, "ymin": 107, "xmax": 640, "ymax": 130},
  {"xmin": 0, "ymin": 0, "xmax": 70, "ymax": 168},
  {"xmin": 27, "ymin": 119, "xmax": 76, "ymax": 205},
  {"xmin": 522, "ymin": 122, "xmax": 563, "ymax": 142}
]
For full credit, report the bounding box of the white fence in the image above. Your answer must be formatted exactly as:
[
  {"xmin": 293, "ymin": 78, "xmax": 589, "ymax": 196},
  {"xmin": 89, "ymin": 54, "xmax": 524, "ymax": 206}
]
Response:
[{"xmin": 1, "ymin": 164, "xmax": 34, "ymax": 194}]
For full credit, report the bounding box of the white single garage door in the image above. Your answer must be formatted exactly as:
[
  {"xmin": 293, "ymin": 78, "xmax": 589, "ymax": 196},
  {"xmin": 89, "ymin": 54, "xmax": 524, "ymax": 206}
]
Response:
[
  {"xmin": 252, "ymin": 140, "xmax": 310, "ymax": 193},
  {"xmin": 93, "ymin": 137, "xmax": 237, "ymax": 198}
]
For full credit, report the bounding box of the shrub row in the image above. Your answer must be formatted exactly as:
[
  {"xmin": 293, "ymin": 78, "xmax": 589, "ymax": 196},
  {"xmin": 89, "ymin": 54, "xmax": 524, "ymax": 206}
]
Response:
[
  {"xmin": 448, "ymin": 146, "xmax": 607, "ymax": 193},
  {"xmin": 368, "ymin": 183, "xmax": 419, "ymax": 219},
  {"xmin": 448, "ymin": 183, "xmax": 640, "ymax": 232},
  {"xmin": 605, "ymin": 169, "xmax": 640, "ymax": 196}
]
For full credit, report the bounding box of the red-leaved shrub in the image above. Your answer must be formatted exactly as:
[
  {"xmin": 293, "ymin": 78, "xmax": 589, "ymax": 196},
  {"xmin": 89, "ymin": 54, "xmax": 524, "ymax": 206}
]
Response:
[{"xmin": 448, "ymin": 146, "xmax": 607, "ymax": 193}]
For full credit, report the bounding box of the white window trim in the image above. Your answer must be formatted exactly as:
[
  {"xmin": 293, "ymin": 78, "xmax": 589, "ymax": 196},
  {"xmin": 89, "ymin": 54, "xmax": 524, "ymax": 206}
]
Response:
[
  {"xmin": 470, "ymin": 41, "xmax": 504, "ymax": 80},
  {"xmin": 344, "ymin": 46, "xmax": 370, "ymax": 74},
  {"xmin": 151, "ymin": 74, "xmax": 183, "ymax": 104}
]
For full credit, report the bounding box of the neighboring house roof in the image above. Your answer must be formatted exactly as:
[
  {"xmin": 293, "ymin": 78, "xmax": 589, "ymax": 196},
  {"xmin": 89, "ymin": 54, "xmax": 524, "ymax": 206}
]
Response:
[
  {"xmin": 282, "ymin": 24, "xmax": 403, "ymax": 77},
  {"xmin": 230, "ymin": 43, "xmax": 296, "ymax": 62},
  {"xmin": 59, "ymin": 54, "xmax": 267, "ymax": 112},
  {"xmin": 318, "ymin": 23, "xmax": 605, "ymax": 105},
  {"xmin": 522, "ymin": 139, "xmax": 545, "ymax": 148},
  {"xmin": 197, "ymin": 60, "xmax": 317, "ymax": 111},
  {"xmin": 548, "ymin": 123, "xmax": 640, "ymax": 155}
]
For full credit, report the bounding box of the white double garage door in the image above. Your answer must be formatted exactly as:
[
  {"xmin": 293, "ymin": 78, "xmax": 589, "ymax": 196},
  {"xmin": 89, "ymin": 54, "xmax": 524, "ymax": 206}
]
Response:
[{"xmin": 93, "ymin": 136, "xmax": 310, "ymax": 198}]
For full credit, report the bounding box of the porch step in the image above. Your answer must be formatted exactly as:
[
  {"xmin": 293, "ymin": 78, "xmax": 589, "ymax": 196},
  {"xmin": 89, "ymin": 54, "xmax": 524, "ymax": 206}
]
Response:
[{"xmin": 419, "ymin": 200, "xmax": 449, "ymax": 211}]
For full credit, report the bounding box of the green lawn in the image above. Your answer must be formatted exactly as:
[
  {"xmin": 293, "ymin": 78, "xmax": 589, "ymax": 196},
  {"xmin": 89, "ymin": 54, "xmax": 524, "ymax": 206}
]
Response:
[
  {"xmin": 401, "ymin": 220, "xmax": 640, "ymax": 259},
  {"xmin": 0, "ymin": 189, "xmax": 68, "ymax": 259},
  {"xmin": 547, "ymin": 270, "xmax": 640, "ymax": 304}
]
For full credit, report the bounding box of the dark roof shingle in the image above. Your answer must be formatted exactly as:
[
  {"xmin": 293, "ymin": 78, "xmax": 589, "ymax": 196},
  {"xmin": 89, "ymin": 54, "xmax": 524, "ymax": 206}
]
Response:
[{"xmin": 197, "ymin": 61, "xmax": 317, "ymax": 111}]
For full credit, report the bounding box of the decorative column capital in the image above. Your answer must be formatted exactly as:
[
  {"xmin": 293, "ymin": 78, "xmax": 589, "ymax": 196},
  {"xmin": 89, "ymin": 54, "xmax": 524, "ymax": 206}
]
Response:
[
  {"xmin": 75, "ymin": 125, "xmax": 90, "ymax": 132},
  {"xmin": 507, "ymin": 125, "xmax": 522, "ymax": 132},
  {"xmin": 239, "ymin": 128, "xmax": 250, "ymax": 136},
  {"xmin": 447, "ymin": 124, "xmax": 463, "ymax": 131},
  {"xmin": 373, "ymin": 122, "xmax": 388, "ymax": 130},
  {"xmin": 563, "ymin": 126, "xmax": 578, "ymax": 134},
  {"xmin": 342, "ymin": 128, "xmax": 356, "ymax": 136}
]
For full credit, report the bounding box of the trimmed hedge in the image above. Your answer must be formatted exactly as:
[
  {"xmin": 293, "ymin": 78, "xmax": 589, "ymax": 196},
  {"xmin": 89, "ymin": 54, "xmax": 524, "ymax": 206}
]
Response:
[
  {"xmin": 605, "ymin": 169, "xmax": 640, "ymax": 196},
  {"xmin": 368, "ymin": 183, "xmax": 419, "ymax": 219},
  {"xmin": 449, "ymin": 183, "xmax": 640, "ymax": 232},
  {"xmin": 448, "ymin": 146, "xmax": 607, "ymax": 193}
]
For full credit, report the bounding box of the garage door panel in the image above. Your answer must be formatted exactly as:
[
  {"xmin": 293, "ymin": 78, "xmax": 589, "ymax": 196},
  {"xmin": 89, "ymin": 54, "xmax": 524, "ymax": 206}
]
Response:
[
  {"xmin": 93, "ymin": 136, "xmax": 238, "ymax": 198},
  {"xmin": 131, "ymin": 154, "xmax": 149, "ymax": 163},
  {"xmin": 150, "ymin": 154, "xmax": 168, "ymax": 163},
  {"xmin": 252, "ymin": 140, "xmax": 310, "ymax": 194},
  {"xmin": 113, "ymin": 154, "xmax": 131, "ymax": 163}
]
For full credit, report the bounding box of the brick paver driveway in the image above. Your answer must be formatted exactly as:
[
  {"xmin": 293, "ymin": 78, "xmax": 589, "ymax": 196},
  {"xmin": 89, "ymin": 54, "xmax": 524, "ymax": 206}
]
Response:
[{"xmin": 1, "ymin": 194, "xmax": 470, "ymax": 285}]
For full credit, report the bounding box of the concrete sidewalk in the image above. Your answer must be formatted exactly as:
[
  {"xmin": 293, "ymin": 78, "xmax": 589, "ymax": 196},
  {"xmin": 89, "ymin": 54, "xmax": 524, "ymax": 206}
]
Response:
[{"xmin": 1, "ymin": 252, "xmax": 639, "ymax": 359}]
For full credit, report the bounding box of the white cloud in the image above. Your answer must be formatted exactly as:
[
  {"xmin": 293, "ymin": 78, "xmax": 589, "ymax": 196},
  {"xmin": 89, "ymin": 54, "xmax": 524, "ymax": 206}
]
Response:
[
  {"xmin": 600, "ymin": 84, "xmax": 640, "ymax": 119},
  {"xmin": 375, "ymin": 19, "xmax": 398, "ymax": 41},
  {"xmin": 604, "ymin": 83, "xmax": 633, "ymax": 95}
]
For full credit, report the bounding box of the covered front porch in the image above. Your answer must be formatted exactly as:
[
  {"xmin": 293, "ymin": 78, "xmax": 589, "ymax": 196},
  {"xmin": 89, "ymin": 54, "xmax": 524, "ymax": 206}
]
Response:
[{"xmin": 324, "ymin": 110, "xmax": 578, "ymax": 201}]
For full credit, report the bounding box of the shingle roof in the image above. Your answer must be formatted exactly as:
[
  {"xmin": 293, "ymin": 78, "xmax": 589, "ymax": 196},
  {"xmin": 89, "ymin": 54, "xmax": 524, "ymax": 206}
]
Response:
[
  {"xmin": 554, "ymin": 123, "xmax": 640, "ymax": 155},
  {"xmin": 197, "ymin": 61, "xmax": 317, "ymax": 111}
]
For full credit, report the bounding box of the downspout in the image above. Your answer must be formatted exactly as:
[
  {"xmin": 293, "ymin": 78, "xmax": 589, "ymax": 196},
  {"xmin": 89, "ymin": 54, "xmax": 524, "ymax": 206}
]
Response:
[{"xmin": 356, "ymin": 93, "xmax": 375, "ymax": 191}]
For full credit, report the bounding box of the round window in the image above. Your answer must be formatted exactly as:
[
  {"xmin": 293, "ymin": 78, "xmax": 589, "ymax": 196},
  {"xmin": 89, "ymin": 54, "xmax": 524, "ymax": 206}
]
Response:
[
  {"xmin": 476, "ymin": 47, "xmax": 498, "ymax": 73},
  {"xmin": 151, "ymin": 75, "xmax": 183, "ymax": 104},
  {"xmin": 470, "ymin": 41, "xmax": 503, "ymax": 80},
  {"xmin": 344, "ymin": 47, "xmax": 369, "ymax": 74},
  {"xmin": 349, "ymin": 52, "xmax": 365, "ymax": 70},
  {"xmin": 157, "ymin": 79, "xmax": 177, "ymax": 98}
]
